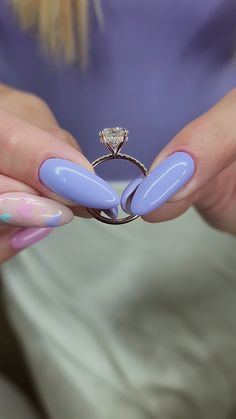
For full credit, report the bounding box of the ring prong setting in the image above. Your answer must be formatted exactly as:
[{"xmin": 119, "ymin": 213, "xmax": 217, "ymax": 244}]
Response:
[{"xmin": 99, "ymin": 127, "xmax": 129, "ymax": 155}]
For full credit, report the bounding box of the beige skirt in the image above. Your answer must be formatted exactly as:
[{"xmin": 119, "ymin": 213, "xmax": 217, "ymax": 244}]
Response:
[{"xmin": 2, "ymin": 183, "xmax": 236, "ymax": 419}]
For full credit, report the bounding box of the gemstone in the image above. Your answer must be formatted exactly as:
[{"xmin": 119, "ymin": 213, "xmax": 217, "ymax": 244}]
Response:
[{"xmin": 100, "ymin": 127, "xmax": 128, "ymax": 154}]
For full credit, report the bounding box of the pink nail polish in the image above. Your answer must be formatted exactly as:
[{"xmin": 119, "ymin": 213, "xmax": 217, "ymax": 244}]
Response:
[
  {"xmin": 0, "ymin": 192, "xmax": 73, "ymax": 227},
  {"xmin": 11, "ymin": 228, "xmax": 53, "ymax": 250}
]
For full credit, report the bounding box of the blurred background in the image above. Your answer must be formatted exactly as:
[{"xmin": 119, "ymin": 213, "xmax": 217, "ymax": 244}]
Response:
[{"xmin": 0, "ymin": 276, "xmax": 47, "ymax": 418}]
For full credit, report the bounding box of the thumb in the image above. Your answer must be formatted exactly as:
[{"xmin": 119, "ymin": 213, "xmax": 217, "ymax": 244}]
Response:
[{"xmin": 130, "ymin": 89, "xmax": 236, "ymax": 217}]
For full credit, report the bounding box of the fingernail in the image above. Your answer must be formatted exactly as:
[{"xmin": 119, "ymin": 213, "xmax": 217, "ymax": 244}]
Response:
[
  {"xmin": 11, "ymin": 227, "xmax": 52, "ymax": 250},
  {"xmin": 0, "ymin": 192, "xmax": 73, "ymax": 227},
  {"xmin": 103, "ymin": 207, "xmax": 119, "ymax": 219},
  {"xmin": 121, "ymin": 175, "xmax": 145, "ymax": 214},
  {"xmin": 131, "ymin": 152, "xmax": 195, "ymax": 215},
  {"xmin": 39, "ymin": 158, "xmax": 120, "ymax": 209}
]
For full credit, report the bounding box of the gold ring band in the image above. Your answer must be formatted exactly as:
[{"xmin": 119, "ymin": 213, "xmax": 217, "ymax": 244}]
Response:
[{"xmin": 87, "ymin": 128, "xmax": 148, "ymax": 225}]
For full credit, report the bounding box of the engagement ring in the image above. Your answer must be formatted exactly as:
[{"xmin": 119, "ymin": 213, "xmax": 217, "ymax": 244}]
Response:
[{"xmin": 87, "ymin": 127, "xmax": 148, "ymax": 225}]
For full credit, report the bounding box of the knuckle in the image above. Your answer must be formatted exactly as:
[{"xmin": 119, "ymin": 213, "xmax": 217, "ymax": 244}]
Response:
[
  {"xmin": 179, "ymin": 118, "xmax": 210, "ymax": 149},
  {"xmin": 48, "ymin": 127, "xmax": 78, "ymax": 147},
  {"xmin": 173, "ymin": 117, "xmax": 214, "ymax": 162},
  {"xmin": 5, "ymin": 90, "xmax": 50, "ymax": 114},
  {"xmin": 47, "ymin": 127, "xmax": 69, "ymax": 142}
]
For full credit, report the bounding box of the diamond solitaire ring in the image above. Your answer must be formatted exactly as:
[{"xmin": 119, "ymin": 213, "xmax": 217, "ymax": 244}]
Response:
[{"xmin": 87, "ymin": 127, "xmax": 148, "ymax": 225}]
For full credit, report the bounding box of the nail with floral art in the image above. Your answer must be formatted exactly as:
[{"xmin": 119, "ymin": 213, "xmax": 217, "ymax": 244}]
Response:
[{"xmin": 0, "ymin": 192, "xmax": 73, "ymax": 227}]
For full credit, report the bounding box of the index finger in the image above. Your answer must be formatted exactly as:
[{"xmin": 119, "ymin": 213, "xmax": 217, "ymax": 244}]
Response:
[{"xmin": 0, "ymin": 108, "xmax": 119, "ymax": 210}]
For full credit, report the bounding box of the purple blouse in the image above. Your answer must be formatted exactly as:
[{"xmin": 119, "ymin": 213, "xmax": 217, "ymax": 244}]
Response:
[{"xmin": 0, "ymin": 0, "xmax": 236, "ymax": 179}]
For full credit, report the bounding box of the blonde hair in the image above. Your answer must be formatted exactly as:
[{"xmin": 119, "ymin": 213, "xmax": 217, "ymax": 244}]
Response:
[{"xmin": 8, "ymin": 0, "xmax": 103, "ymax": 68}]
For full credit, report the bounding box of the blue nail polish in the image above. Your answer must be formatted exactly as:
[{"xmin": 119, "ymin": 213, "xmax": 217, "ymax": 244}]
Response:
[
  {"xmin": 121, "ymin": 175, "xmax": 145, "ymax": 214},
  {"xmin": 103, "ymin": 207, "xmax": 119, "ymax": 219},
  {"xmin": 131, "ymin": 152, "xmax": 195, "ymax": 215},
  {"xmin": 39, "ymin": 158, "xmax": 120, "ymax": 209}
]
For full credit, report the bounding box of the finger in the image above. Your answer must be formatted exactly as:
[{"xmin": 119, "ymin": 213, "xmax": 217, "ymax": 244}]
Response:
[
  {"xmin": 46, "ymin": 127, "xmax": 82, "ymax": 152},
  {"xmin": 46, "ymin": 128, "xmax": 92, "ymax": 213},
  {"xmin": 0, "ymin": 227, "xmax": 52, "ymax": 264},
  {"xmin": 0, "ymin": 225, "xmax": 15, "ymax": 234},
  {"xmin": 195, "ymin": 164, "xmax": 236, "ymax": 234},
  {"xmin": 141, "ymin": 198, "xmax": 193, "ymax": 223},
  {"xmin": 0, "ymin": 174, "xmax": 73, "ymax": 227},
  {"xmin": 0, "ymin": 87, "xmax": 83, "ymax": 153},
  {"xmin": 0, "ymin": 192, "xmax": 73, "ymax": 227},
  {"xmin": 0, "ymin": 85, "xmax": 82, "ymax": 152},
  {"xmin": 0, "ymin": 173, "xmax": 36, "ymax": 194},
  {"xmin": 0, "ymin": 173, "xmax": 90, "ymax": 221},
  {"xmin": 121, "ymin": 175, "xmax": 145, "ymax": 214},
  {"xmin": 34, "ymin": 131, "xmax": 90, "ymax": 218},
  {"xmin": 0, "ymin": 89, "xmax": 59, "ymax": 129},
  {"xmin": 130, "ymin": 88, "xmax": 236, "ymax": 217},
  {"xmin": 0, "ymin": 228, "xmax": 20, "ymax": 263},
  {"xmin": 72, "ymin": 205, "xmax": 92, "ymax": 218},
  {"xmin": 0, "ymin": 108, "xmax": 119, "ymax": 209}
]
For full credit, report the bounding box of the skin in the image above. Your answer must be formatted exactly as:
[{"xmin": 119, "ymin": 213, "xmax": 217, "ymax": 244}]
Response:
[
  {"xmin": 143, "ymin": 88, "xmax": 236, "ymax": 236},
  {"xmin": 0, "ymin": 83, "xmax": 93, "ymax": 263},
  {"xmin": 0, "ymin": 85, "xmax": 235, "ymax": 262}
]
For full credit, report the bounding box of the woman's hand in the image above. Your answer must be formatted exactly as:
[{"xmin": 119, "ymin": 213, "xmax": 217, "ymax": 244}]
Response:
[
  {"xmin": 0, "ymin": 84, "xmax": 119, "ymax": 262},
  {"xmin": 123, "ymin": 89, "xmax": 236, "ymax": 235}
]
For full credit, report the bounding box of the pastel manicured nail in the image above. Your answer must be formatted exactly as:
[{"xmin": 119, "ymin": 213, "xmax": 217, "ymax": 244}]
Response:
[
  {"xmin": 103, "ymin": 207, "xmax": 119, "ymax": 219},
  {"xmin": 0, "ymin": 192, "xmax": 73, "ymax": 227},
  {"xmin": 131, "ymin": 152, "xmax": 195, "ymax": 215},
  {"xmin": 11, "ymin": 227, "xmax": 52, "ymax": 250},
  {"xmin": 39, "ymin": 158, "xmax": 120, "ymax": 209},
  {"xmin": 121, "ymin": 175, "xmax": 145, "ymax": 214}
]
